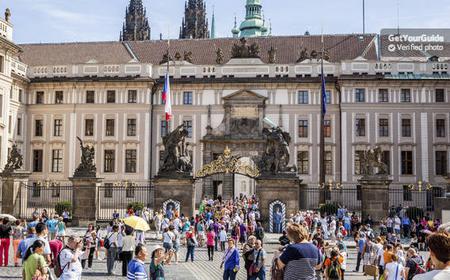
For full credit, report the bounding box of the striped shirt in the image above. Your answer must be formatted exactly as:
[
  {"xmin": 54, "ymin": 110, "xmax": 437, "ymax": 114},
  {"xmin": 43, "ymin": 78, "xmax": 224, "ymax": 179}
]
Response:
[
  {"xmin": 127, "ymin": 259, "xmax": 147, "ymax": 280},
  {"xmin": 279, "ymin": 242, "xmax": 321, "ymax": 280}
]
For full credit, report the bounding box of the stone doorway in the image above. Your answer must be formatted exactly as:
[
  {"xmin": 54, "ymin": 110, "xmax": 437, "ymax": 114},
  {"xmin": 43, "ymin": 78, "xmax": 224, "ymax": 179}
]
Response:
[{"xmin": 200, "ymin": 89, "xmax": 267, "ymax": 199}]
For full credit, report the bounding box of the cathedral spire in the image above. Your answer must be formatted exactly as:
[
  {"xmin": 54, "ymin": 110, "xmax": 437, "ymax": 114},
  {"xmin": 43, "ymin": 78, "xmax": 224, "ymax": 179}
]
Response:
[
  {"xmin": 180, "ymin": 0, "xmax": 210, "ymax": 39},
  {"xmin": 210, "ymin": 6, "xmax": 216, "ymax": 39},
  {"xmin": 120, "ymin": 0, "xmax": 151, "ymax": 41}
]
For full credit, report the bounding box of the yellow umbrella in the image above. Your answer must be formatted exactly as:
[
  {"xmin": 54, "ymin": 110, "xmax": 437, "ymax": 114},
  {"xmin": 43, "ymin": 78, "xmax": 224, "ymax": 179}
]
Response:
[{"xmin": 123, "ymin": 216, "xmax": 150, "ymax": 232}]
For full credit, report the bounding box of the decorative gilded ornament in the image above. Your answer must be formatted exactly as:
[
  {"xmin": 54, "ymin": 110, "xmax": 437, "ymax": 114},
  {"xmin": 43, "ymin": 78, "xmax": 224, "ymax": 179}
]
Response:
[{"xmin": 195, "ymin": 146, "xmax": 260, "ymax": 178}]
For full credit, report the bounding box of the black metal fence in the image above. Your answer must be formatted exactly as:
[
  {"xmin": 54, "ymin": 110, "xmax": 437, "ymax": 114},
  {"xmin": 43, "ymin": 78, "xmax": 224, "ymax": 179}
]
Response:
[
  {"xmin": 300, "ymin": 186, "xmax": 446, "ymax": 215},
  {"xmin": 19, "ymin": 182, "xmax": 73, "ymax": 219},
  {"xmin": 97, "ymin": 184, "xmax": 154, "ymax": 221},
  {"xmin": 16, "ymin": 183, "xmax": 154, "ymax": 221},
  {"xmin": 14, "ymin": 182, "xmax": 444, "ymax": 221}
]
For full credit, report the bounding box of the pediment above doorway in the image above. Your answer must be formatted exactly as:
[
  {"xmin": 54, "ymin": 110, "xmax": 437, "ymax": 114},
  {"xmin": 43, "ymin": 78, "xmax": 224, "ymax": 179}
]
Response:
[
  {"xmin": 222, "ymin": 89, "xmax": 267, "ymax": 103},
  {"xmin": 205, "ymin": 89, "xmax": 266, "ymax": 140}
]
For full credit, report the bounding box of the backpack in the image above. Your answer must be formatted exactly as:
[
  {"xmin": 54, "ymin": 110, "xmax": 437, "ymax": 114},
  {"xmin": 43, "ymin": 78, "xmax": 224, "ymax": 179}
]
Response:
[
  {"xmin": 327, "ymin": 259, "xmax": 341, "ymax": 279},
  {"xmin": 103, "ymin": 233, "xmax": 113, "ymax": 250},
  {"xmin": 54, "ymin": 248, "xmax": 70, "ymax": 277},
  {"xmin": 414, "ymin": 260, "xmax": 426, "ymax": 276}
]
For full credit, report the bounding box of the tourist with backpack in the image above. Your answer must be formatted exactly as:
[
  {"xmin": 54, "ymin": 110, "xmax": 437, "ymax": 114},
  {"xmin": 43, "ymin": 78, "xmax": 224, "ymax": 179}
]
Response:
[
  {"xmin": 185, "ymin": 226, "xmax": 197, "ymax": 262},
  {"xmin": 57, "ymin": 236, "xmax": 83, "ymax": 280},
  {"xmin": 249, "ymin": 239, "xmax": 266, "ymax": 280},
  {"xmin": 105, "ymin": 224, "xmax": 119, "ymax": 275},
  {"xmin": 255, "ymin": 222, "xmax": 265, "ymax": 244},
  {"xmin": 324, "ymin": 249, "xmax": 343, "ymax": 280},
  {"xmin": 405, "ymin": 248, "xmax": 425, "ymax": 280}
]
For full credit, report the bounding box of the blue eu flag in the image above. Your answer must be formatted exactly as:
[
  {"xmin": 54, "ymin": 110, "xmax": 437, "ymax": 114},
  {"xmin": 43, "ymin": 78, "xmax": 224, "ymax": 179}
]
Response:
[{"xmin": 321, "ymin": 63, "xmax": 327, "ymax": 115}]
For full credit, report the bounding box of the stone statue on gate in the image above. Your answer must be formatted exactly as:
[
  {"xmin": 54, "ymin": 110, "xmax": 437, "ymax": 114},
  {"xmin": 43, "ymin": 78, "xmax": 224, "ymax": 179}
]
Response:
[
  {"xmin": 360, "ymin": 146, "xmax": 388, "ymax": 176},
  {"xmin": 73, "ymin": 137, "xmax": 97, "ymax": 177},
  {"xmin": 259, "ymin": 126, "xmax": 291, "ymax": 174},
  {"xmin": 159, "ymin": 125, "xmax": 193, "ymax": 174},
  {"xmin": 1, "ymin": 143, "xmax": 23, "ymax": 175}
]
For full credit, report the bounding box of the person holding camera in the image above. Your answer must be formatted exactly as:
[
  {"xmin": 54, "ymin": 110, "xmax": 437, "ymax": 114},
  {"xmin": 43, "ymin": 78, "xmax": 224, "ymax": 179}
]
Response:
[{"xmin": 59, "ymin": 236, "xmax": 84, "ymax": 280}]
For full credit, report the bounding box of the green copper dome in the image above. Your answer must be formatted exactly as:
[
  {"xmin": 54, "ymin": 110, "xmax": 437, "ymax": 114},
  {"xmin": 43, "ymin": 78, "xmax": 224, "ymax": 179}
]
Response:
[{"xmin": 232, "ymin": 0, "xmax": 269, "ymax": 37}]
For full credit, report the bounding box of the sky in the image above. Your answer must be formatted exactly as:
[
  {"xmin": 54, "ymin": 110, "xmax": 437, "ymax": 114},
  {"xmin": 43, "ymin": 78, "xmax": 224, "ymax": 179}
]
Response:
[{"xmin": 1, "ymin": 0, "xmax": 450, "ymax": 44}]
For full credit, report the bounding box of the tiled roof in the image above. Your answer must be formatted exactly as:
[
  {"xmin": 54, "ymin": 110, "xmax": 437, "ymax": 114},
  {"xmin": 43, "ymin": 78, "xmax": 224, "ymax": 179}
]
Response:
[
  {"xmin": 18, "ymin": 34, "xmax": 378, "ymax": 66},
  {"xmin": 18, "ymin": 41, "xmax": 134, "ymax": 66},
  {"xmin": 129, "ymin": 34, "xmax": 378, "ymax": 64}
]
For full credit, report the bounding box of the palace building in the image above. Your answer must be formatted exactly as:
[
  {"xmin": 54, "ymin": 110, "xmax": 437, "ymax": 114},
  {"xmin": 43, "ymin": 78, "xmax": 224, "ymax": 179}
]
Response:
[{"xmin": 0, "ymin": 4, "xmax": 449, "ymax": 211}]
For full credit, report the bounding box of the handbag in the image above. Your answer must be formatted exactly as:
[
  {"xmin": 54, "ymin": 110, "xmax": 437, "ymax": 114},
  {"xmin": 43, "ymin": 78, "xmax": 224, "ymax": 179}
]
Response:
[
  {"xmin": 249, "ymin": 250, "xmax": 261, "ymax": 276},
  {"xmin": 32, "ymin": 264, "xmax": 49, "ymax": 280},
  {"xmin": 363, "ymin": 264, "xmax": 379, "ymax": 277},
  {"xmin": 271, "ymin": 257, "xmax": 284, "ymax": 280}
]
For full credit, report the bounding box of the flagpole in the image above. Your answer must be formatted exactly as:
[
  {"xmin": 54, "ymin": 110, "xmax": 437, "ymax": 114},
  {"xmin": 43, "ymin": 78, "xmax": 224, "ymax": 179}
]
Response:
[
  {"xmin": 166, "ymin": 31, "xmax": 170, "ymax": 137},
  {"xmin": 319, "ymin": 31, "xmax": 326, "ymax": 204}
]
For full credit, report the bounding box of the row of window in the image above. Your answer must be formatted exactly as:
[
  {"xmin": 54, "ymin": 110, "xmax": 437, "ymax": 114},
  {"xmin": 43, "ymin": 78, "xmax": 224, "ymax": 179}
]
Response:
[
  {"xmin": 33, "ymin": 118, "xmax": 138, "ymax": 137},
  {"xmin": 297, "ymin": 88, "xmax": 446, "ymax": 104},
  {"xmin": 35, "ymin": 90, "xmax": 138, "ymax": 104},
  {"xmin": 33, "ymin": 118, "xmax": 195, "ymax": 139},
  {"xmin": 32, "ymin": 115, "xmax": 447, "ymax": 140},
  {"xmin": 297, "ymin": 118, "xmax": 447, "ymax": 138},
  {"xmin": 296, "ymin": 150, "xmax": 448, "ymax": 176},
  {"xmin": 32, "ymin": 149, "xmax": 137, "ymax": 173}
]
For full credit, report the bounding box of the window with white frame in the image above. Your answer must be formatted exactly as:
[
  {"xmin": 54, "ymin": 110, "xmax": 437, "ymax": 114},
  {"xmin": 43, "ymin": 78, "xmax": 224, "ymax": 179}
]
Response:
[
  {"xmin": 51, "ymin": 149, "xmax": 63, "ymax": 173},
  {"xmin": 297, "ymin": 91, "xmax": 309, "ymax": 104}
]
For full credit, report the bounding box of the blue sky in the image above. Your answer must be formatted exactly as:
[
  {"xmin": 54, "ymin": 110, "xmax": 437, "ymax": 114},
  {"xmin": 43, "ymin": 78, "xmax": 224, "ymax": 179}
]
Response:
[{"xmin": 2, "ymin": 0, "xmax": 450, "ymax": 43}]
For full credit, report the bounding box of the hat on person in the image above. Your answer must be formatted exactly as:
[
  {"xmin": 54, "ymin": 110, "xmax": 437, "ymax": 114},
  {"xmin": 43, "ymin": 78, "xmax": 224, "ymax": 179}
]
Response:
[{"xmin": 152, "ymin": 245, "xmax": 163, "ymax": 252}]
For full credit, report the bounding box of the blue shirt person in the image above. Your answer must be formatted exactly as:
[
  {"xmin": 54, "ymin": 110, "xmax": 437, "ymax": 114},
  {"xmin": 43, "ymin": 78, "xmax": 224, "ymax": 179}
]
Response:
[
  {"xmin": 127, "ymin": 244, "xmax": 148, "ymax": 280},
  {"xmin": 222, "ymin": 239, "xmax": 240, "ymax": 280}
]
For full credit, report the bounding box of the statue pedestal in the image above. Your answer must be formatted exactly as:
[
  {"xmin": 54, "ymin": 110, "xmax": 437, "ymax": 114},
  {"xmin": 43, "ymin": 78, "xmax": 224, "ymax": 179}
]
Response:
[
  {"xmin": 358, "ymin": 175, "xmax": 392, "ymax": 222},
  {"xmin": 154, "ymin": 173, "xmax": 195, "ymax": 217},
  {"xmin": 69, "ymin": 177, "xmax": 102, "ymax": 227},
  {"xmin": 0, "ymin": 171, "xmax": 31, "ymax": 216},
  {"xmin": 255, "ymin": 173, "xmax": 301, "ymax": 231}
]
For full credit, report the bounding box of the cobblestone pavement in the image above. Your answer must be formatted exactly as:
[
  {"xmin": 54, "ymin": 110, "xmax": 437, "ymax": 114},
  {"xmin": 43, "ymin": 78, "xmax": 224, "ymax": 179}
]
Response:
[{"xmin": 0, "ymin": 231, "xmax": 429, "ymax": 280}]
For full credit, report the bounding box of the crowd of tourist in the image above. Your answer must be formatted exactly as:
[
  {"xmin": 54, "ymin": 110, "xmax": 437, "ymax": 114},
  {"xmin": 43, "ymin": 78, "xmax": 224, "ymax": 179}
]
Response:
[{"xmin": 0, "ymin": 198, "xmax": 449, "ymax": 280}]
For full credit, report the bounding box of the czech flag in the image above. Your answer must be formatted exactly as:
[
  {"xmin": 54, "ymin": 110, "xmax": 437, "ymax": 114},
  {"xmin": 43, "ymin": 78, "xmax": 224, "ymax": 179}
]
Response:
[{"xmin": 162, "ymin": 72, "xmax": 172, "ymax": 121}]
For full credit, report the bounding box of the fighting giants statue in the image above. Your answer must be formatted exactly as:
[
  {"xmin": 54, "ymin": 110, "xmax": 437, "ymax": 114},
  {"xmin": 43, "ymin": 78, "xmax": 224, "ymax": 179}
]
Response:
[
  {"xmin": 159, "ymin": 125, "xmax": 193, "ymax": 174},
  {"xmin": 259, "ymin": 126, "xmax": 291, "ymax": 174},
  {"xmin": 73, "ymin": 137, "xmax": 97, "ymax": 177},
  {"xmin": 360, "ymin": 146, "xmax": 388, "ymax": 176},
  {"xmin": 1, "ymin": 143, "xmax": 23, "ymax": 175}
]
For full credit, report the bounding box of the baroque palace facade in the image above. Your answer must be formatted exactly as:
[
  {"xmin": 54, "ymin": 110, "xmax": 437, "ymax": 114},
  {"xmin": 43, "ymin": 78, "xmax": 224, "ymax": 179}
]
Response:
[{"xmin": 0, "ymin": 8, "xmax": 449, "ymax": 206}]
